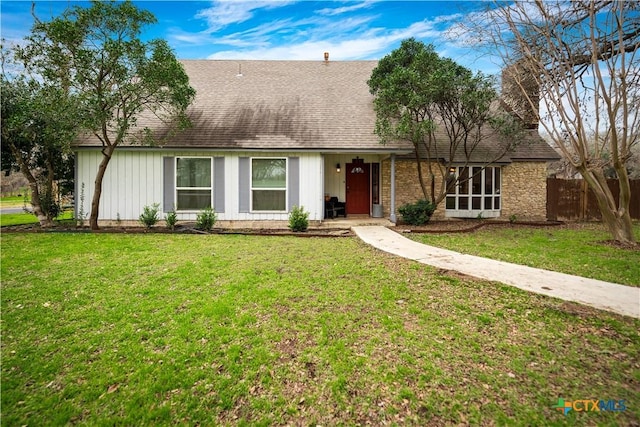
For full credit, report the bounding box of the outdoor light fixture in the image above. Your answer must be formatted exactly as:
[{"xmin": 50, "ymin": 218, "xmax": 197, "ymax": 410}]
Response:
[{"xmin": 336, "ymin": 163, "xmax": 341, "ymax": 173}]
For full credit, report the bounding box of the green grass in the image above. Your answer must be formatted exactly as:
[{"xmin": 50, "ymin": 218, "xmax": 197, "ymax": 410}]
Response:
[
  {"xmin": 0, "ymin": 211, "xmax": 74, "ymax": 227},
  {"xmin": 0, "ymin": 212, "xmax": 39, "ymax": 227},
  {"xmin": 0, "ymin": 195, "xmax": 28, "ymax": 209},
  {"xmin": 409, "ymin": 223, "xmax": 640, "ymax": 286},
  {"xmin": 1, "ymin": 233, "xmax": 638, "ymax": 425}
]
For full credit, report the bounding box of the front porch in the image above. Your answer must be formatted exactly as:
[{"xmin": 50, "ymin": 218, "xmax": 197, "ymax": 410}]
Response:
[{"xmin": 323, "ymin": 153, "xmax": 399, "ymax": 221}]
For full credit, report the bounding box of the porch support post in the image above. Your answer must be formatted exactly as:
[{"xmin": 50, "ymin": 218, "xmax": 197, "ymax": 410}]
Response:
[{"xmin": 390, "ymin": 153, "xmax": 397, "ymax": 223}]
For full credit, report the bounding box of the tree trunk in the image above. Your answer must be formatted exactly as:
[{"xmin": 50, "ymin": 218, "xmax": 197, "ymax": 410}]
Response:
[
  {"xmin": 597, "ymin": 200, "xmax": 636, "ymax": 244},
  {"xmin": 26, "ymin": 175, "xmax": 54, "ymax": 228},
  {"xmin": 413, "ymin": 146, "xmax": 430, "ymax": 201},
  {"xmin": 8, "ymin": 144, "xmax": 53, "ymax": 228},
  {"xmin": 581, "ymin": 168, "xmax": 636, "ymax": 245},
  {"xmin": 89, "ymin": 146, "xmax": 115, "ymax": 230}
]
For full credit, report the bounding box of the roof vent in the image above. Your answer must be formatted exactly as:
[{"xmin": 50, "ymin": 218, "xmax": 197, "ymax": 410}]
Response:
[{"xmin": 324, "ymin": 52, "xmax": 329, "ymax": 62}]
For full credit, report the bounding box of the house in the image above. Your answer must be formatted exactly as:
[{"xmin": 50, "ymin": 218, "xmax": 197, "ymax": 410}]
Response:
[{"xmin": 74, "ymin": 57, "xmax": 559, "ymax": 226}]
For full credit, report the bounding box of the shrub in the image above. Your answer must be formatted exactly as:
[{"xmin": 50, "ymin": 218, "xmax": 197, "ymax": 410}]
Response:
[
  {"xmin": 288, "ymin": 205, "xmax": 309, "ymax": 232},
  {"xmin": 165, "ymin": 209, "xmax": 178, "ymax": 230},
  {"xmin": 139, "ymin": 203, "xmax": 160, "ymax": 229},
  {"xmin": 398, "ymin": 199, "xmax": 435, "ymax": 225},
  {"xmin": 196, "ymin": 207, "xmax": 217, "ymax": 231}
]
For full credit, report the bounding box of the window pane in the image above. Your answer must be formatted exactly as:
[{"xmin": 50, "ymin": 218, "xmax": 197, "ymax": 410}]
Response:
[
  {"xmin": 459, "ymin": 197, "xmax": 469, "ymax": 210},
  {"xmin": 472, "ymin": 167, "xmax": 482, "ymax": 194},
  {"xmin": 485, "ymin": 168, "xmax": 493, "ymax": 195},
  {"xmin": 252, "ymin": 159, "xmax": 286, "ymax": 189},
  {"xmin": 459, "ymin": 167, "xmax": 469, "ymax": 195},
  {"xmin": 484, "ymin": 197, "xmax": 492, "ymax": 210},
  {"xmin": 446, "ymin": 196, "xmax": 456, "ymax": 209},
  {"xmin": 177, "ymin": 189, "xmax": 211, "ymax": 210},
  {"xmin": 253, "ymin": 190, "xmax": 286, "ymax": 211},
  {"xmin": 495, "ymin": 168, "xmax": 501, "ymax": 193},
  {"xmin": 177, "ymin": 158, "xmax": 211, "ymax": 188},
  {"xmin": 446, "ymin": 172, "xmax": 456, "ymax": 195},
  {"xmin": 472, "ymin": 197, "xmax": 481, "ymax": 209},
  {"xmin": 494, "ymin": 197, "xmax": 500, "ymax": 209}
]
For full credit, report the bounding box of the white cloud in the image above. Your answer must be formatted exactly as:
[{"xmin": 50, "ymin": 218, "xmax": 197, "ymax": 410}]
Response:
[
  {"xmin": 205, "ymin": 19, "xmax": 444, "ymax": 60},
  {"xmin": 217, "ymin": 14, "xmax": 376, "ymax": 46},
  {"xmin": 315, "ymin": 0, "xmax": 377, "ymax": 16},
  {"xmin": 169, "ymin": 1, "xmax": 500, "ymax": 74},
  {"xmin": 169, "ymin": 28, "xmax": 215, "ymax": 45},
  {"xmin": 195, "ymin": 0, "xmax": 295, "ymax": 32}
]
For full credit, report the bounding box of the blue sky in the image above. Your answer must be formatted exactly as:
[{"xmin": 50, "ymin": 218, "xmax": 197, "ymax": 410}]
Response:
[{"xmin": 1, "ymin": 1, "xmax": 499, "ymax": 74}]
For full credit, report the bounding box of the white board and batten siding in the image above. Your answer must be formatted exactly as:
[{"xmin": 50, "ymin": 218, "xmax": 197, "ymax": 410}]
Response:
[{"xmin": 75, "ymin": 150, "xmax": 324, "ymax": 222}]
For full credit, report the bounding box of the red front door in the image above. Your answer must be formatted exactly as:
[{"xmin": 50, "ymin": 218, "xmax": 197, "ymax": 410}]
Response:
[{"xmin": 346, "ymin": 162, "xmax": 370, "ymax": 215}]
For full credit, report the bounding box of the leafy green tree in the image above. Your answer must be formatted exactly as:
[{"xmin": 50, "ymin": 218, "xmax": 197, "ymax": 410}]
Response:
[
  {"xmin": 368, "ymin": 38, "xmax": 521, "ymax": 208},
  {"xmin": 0, "ymin": 73, "xmax": 76, "ymax": 227},
  {"xmin": 16, "ymin": 0, "xmax": 196, "ymax": 230}
]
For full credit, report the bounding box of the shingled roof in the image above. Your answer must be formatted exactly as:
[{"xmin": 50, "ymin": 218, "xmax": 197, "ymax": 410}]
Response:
[
  {"xmin": 76, "ymin": 59, "xmax": 560, "ymax": 161},
  {"xmin": 77, "ymin": 60, "xmax": 412, "ymax": 152},
  {"xmin": 399, "ymin": 128, "xmax": 560, "ymax": 163}
]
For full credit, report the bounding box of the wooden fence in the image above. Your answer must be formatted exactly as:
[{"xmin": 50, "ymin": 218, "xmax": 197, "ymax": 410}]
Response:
[{"xmin": 546, "ymin": 178, "xmax": 640, "ymax": 221}]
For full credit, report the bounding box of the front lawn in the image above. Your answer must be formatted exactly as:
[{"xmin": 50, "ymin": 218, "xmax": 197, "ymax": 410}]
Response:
[
  {"xmin": 0, "ymin": 211, "xmax": 74, "ymax": 227},
  {"xmin": 408, "ymin": 222, "xmax": 640, "ymax": 286},
  {"xmin": 1, "ymin": 233, "xmax": 638, "ymax": 425}
]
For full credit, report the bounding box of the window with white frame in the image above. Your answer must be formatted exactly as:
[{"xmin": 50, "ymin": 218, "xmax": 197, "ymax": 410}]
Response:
[
  {"xmin": 176, "ymin": 157, "xmax": 212, "ymax": 211},
  {"xmin": 251, "ymin": 158, "xmax": 287, "ymax": 211},
  {"xmin": 446, "ymin": 166, "xmax": 501, "ymax": 214}
]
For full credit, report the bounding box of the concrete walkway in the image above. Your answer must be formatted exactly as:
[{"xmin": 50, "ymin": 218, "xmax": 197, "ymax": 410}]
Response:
[{"xmin": 353, "ymin": 226, "xmax": 640, "ymax": 319}]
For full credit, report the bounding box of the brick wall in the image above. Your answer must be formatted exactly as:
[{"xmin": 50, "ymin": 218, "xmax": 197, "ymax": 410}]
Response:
[
  {"xmin": 381, "ymin": 159, "xmax": 448, "ymax": 219},
  {"xmin": 382, "ymin": 159, "xmax": 549, "ymax": 220},
  {"xmin": 501, "ymin": 162, "xmax": 548, "ymax": 220}
]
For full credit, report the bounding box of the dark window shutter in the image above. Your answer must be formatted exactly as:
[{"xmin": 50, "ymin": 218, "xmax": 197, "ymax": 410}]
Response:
[
  {"xmin": 288, "ymin": 157, "xmax": 300, "ymax": 210},
  {"xmin": 163, "ymin": 157, "xmax": 175, "ymax": 212},
  {"xmin": 239, "ymin": 157, "xmax": 250, "ymax": 213},
  {"xmin": 214, "ymin": 157, "xmax": 225, "ymax": 213}
]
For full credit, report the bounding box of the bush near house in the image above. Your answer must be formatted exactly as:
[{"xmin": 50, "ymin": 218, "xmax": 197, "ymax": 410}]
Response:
[
  {"xmin": 398, "ymin": 199, "xmax": 436, "ymax": 225},
  {"xmin": 288, "ymin": 205, "xmax": 309, "ymax": 232},
  {"xmin": 196, "ymin": 207, "xmax": 217, "ymax": 231},
  {"xmin": 165, "ymin": 209, "xmax": 178, "ymax": 230},
  {"xmin": 138, "ymin": 203, "xmax": 160, "ymax": 229}
]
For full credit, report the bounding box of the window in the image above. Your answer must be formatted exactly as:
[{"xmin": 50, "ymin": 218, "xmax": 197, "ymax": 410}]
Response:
[
  {"xmin": 445, "ymin": 166, "xmax": 501, "ymax": 216},
  {"xmin": 251, "ymin": 158, "xmax": 287, "ymax": 211},
  {"xmin": 176, "ymin": 157, "xmax": 212, "ymax": 211},
  {"xmin": 371, "ymin": 163, "xmax": 380, "ymax": 205}
]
